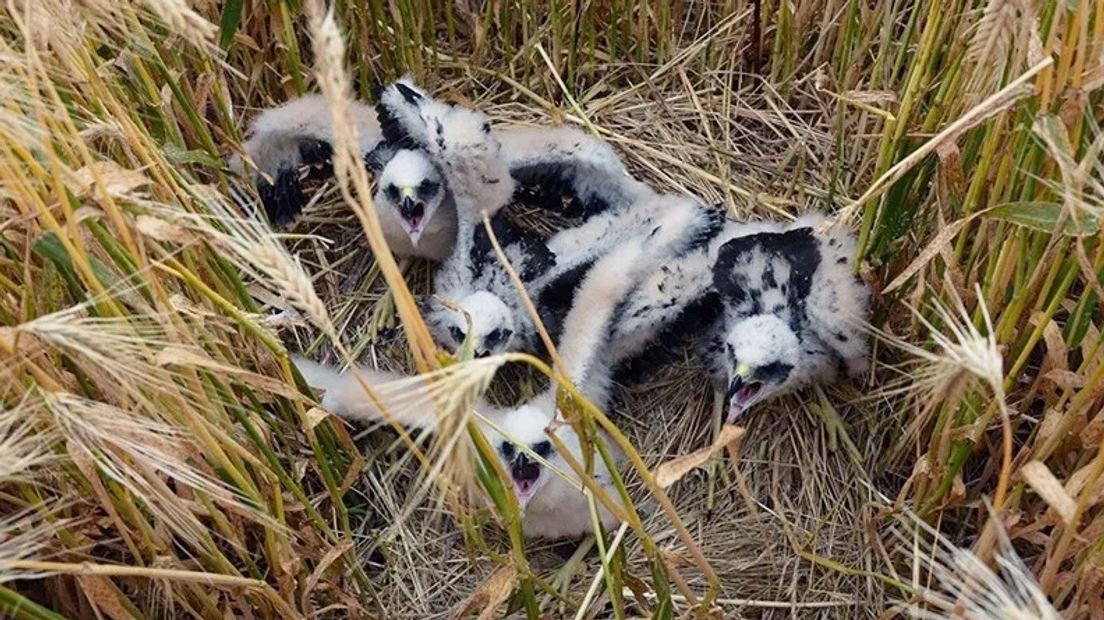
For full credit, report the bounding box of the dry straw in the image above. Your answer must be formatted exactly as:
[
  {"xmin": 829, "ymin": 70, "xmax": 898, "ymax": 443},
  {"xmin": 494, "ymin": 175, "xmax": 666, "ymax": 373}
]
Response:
[{"xmin": 2, "ymin": 0, "xmax": 1103, "ymax": 617}]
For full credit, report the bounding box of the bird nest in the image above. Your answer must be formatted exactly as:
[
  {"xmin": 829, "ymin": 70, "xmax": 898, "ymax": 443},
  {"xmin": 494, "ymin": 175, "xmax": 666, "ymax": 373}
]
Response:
[{"xmin": 277, "ymin": 74, "xmax": 899, "ymax": 618}]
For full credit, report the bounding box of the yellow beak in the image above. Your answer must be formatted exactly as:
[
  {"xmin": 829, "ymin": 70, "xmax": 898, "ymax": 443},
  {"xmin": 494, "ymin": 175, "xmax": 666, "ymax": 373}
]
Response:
[
  {"xmin": 400, "ymin": 186, "xmax": 417, "ymax": 200},
  {"xmin": 734, "ymin": 363, "xmax": 752, "ymax": 380}
]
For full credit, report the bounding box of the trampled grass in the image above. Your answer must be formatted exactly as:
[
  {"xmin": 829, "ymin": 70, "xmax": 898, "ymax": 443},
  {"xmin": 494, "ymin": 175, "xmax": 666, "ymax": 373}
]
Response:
[{"xmin": 1, "ymin": 0, "xmax": 1102, "ymax": 618}]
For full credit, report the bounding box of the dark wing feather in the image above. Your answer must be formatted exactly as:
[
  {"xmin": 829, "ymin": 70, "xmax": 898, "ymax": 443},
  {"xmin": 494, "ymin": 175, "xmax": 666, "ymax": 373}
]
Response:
[
  {"xmin": 257, "ymin": 138, "xmax": 334, "ymax": 227},
  {"xmin": 509, "ymin": 162, "xmax": 594, "ymax": 219},
  {"xmin": 374, "ymin": 82, "xmax": 426, "ymax": 150},
  {"xmin": 611, "ymin": 291, "xmax": 723, "ymax": 384},
  {"xmin": 375, "ymin": 100, "xmax": 418, "ymax": 150},
  {"xmin": 469, "ymin": 213, "xmax": 557, "ymax": 284},
  {"xmin": 712, "ymin": 227, "xmax": 821, "ymax": 324},
  {"xmin": 531, "ymin": 257, "xmax": 596, "ymax": 348},
  {"xmin": 502, "ymin": 127, "xmax": 643, "ymax": 220},
  {"xmin": 364, "ymin": 142, "xmax": 396, "ymax": 173}
]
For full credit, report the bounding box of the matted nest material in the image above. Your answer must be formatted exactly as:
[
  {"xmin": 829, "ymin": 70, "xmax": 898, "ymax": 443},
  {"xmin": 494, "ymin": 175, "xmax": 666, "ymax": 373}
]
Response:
[{"xmin": 272, "ymin": 73, "xmax": 898, "ymax": 618}]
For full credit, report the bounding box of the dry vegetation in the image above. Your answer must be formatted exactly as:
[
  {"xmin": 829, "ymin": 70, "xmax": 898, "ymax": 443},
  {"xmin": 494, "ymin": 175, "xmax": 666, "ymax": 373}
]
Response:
[{"xmin": 1, "ymin": 0, "xmax": 1103, "ymax": 618}]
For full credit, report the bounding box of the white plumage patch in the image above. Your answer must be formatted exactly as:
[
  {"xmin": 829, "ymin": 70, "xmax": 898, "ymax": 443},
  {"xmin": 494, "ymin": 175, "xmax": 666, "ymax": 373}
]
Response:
[
  {"xmin": 725, "ymin": 315, "xmax": 801, "ymax": 370},
  {"xmin": 427, "ymin": 291, "xmax": 517, "ymax": 358},
  {"xmin": 233, "ymin": 94, "xmax": 381, "ymax": 178}
]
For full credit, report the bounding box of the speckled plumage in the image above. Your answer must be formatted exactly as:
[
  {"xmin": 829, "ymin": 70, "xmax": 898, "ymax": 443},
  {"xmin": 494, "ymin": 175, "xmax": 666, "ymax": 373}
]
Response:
[
  {"xmin": 288, "ymin": 218, "xmax": 691, "ymax": 539},
  {"xmin": 236, "ymin": 87, "xmax": 644, "ymax": 263},
  {"xmin": 711, "ymin": 213, "xmax": 871, "ymax": 420}
]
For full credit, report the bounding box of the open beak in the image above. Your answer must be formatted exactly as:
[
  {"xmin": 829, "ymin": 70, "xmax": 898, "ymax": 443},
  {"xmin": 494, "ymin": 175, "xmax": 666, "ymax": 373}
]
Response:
[
  {"xmin": 510, "ymin": 454, "xmax": 541, "ymax": 510},
  {"xmin": 398, "ymin": 187, "xmax": 425, "ymax": 243},
  {"xmin": 726, "ymin": 363, "xmax": 761, "ymax": 423}
]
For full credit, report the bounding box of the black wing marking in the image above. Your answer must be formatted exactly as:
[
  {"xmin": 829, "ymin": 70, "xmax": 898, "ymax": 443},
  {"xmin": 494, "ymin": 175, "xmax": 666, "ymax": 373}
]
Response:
[
  {"xmin": 257, "ymin": 167, "xmax": 302, "ymax": 228},
  {"xmin": 375, "ymin": 89, "xmax": 419, "ymax": 150},
  {"xmin": 256, "ymin": 139, "xmax": 335, "ymax": 228},
  {"xmin": 395, "ymin": 82, "xmax": 423, "ymax": 105},
  {"xmin": 533, "ymin": 257, "xmax": 596, "ymax": 347},
  {"xmin": 469, "ymin": 213, "xmax": 557, "ymax": 284},
  {"xmin": 712, "ymin": 227, "xmax": 821, "ymax": 320},
  {"xmin": 509, "ymin": 154, "xmax": 631, "ymax": 220},
  {"xmin": 297, "ymin": 138, "xmax": 335, "ymax": 172},
  {"xmin": 682, "ymin": 207, "xmax": 725, "ymax": 255},
  {"xmin": 510, "ymin": 162, "xmax": 593, "ymax": 219},
  {"xmin": 611, "ymin": 290, "xmax": 724, "ymax": 384},
  {"xmin": 364, "ymin": 142, "xmax": 396, "ymax": 173}
]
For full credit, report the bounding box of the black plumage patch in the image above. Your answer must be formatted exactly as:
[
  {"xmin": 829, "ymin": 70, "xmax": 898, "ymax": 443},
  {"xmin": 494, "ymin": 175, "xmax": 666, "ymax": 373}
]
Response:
[
  {"xmin": 612, "ymin": 291, "xmax": 724, "ymax": 385},
  {"xmin": 532, "ymin": 440, "xmax": 553, "ymax": 458},
  {"xmin": 417, "ymin": 178, "xmax": 440, "ymax": 200},
  {"xmin": 256, "ymin": 139, "xmax": 336, "ymax": 228},
  {"xmin": 395, "ymin": 82, "xmax": 423, "ymax": 104},
  {"xmin": 297, "ymin": 138, "xmax": 335, "ymax": 170},
  {"xmin": 509, "ymin": 161, "xmax": 618, "ymax": 220},
  {"xmin": 756, "ymin": 361, "xmax": 793, "ymax": 384},
  {"xmin": 257, "ymin": 167, "xmax": 303, "ymax": 228},
  {"xmin": 713, "ymin": 227, "xmax": 821, "ymax": 326},
  {"xmin": 684, "ymin": 207, "xmax": 726, "ymax": 253},
  {"xmin": 468, "ymin": 213, "xmax": 558, "ymax": 288},
  {"xmin": 762, "ymin": 264, "xmax": 777, "ymax": 289},
  {"xmin": 375, "ymin": 88, "xmax": 419, "ymax": 150},
  {"xmin": 580, "ymin": 195, "xmax": 611, "ymax": 218},
  {"xmin": 364, "ymin": 142, "xmax": 395, "ymax": 172},
  {"xmin": 510, "ymin": 162, "xmax": 590, "ymax": 219},
  {"xmin": 534, "ymin": 258, "xmax": 596, "ymax": 346}
]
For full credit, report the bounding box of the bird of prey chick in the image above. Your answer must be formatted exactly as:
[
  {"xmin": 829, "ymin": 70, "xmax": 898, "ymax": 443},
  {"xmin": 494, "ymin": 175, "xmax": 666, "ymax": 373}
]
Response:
[
  {"xmin": 232, "ymin": 95, "xmax": 457, "ymax": 260},
  {"xmin": 371, "ymin": 147, "xmax": 455, "ymax": 259},
  {"xmin": 293, "ymin": 356, "xmax": 621, "ymax": 540},
  {"xmin": 292, "ymin": 204, "xmax": 693, "ymax": 538},
  {"xmin": 711, "ymin": 214, "xmax": 871, "ymax": 422},
  {"xmin": 236, "ymin": 83, "xmax": 647, "ymax": 263}
]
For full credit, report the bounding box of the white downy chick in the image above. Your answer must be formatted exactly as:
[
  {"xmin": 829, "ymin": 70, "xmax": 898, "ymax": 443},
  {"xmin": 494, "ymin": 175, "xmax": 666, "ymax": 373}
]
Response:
[
  {"xmin": 711, "ymin": 213, "xmax": 871, "ymax": 421},
  {"xmin": 292, "ymin": 357, "xmax": 620, "ymax": 539},
  {"xmin": 425, "ymin": 291, "xmax": 517, "ymax": 359},
  {"xmin": 372, "ymin": 149, "xmax": 456, "ymax": 260},
  {"xmin": 235, "ymin": 95, "xmax": 458, "ymax": 260}
]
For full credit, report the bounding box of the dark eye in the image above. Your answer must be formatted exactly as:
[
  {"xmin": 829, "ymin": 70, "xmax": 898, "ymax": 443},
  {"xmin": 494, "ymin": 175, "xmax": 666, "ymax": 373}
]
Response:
[
  {"xmin": 384, "ymin": 184, "xmax": 400, "ymax": 201},
  {"xmin": 448, "ymin": 326, "xmax": 466, "ymax": 343},
  {"xmin": 485, "ymin": 328, "xmax": 502, "ymax": 347},
  {"xmin": 498, "ymin": 442, "xmax": 515, "ymax": 460},
  {"xmin": 417, "ymin": 179, "xmax": 439, "ymax": 198},
  {"xmin": 532, "ymin": 440, "xmax": 552, "ymax": 458},
  {"xmin": 757, "ymin": 361, "xmax": 794, "ymax": 384}
]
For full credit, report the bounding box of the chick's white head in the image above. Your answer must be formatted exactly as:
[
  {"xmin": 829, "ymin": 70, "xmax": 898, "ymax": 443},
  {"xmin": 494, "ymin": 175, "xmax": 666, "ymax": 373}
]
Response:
[
  {"xmin": 377, "ymin": 149, "xmax": 443, "ymax": 245},
  {"xmin": 435, "ymin": 291, "xmax": 516, "ymax": 358},
  {"xmin": 723, "ymin": 314, "xmax": 800, "ymax": 422},
  {"xmin": 489, "ymin": 405, "xmax": 557, "ymax": 510}
]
